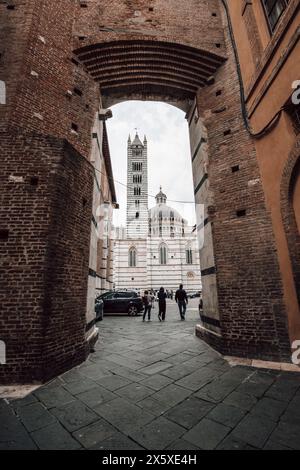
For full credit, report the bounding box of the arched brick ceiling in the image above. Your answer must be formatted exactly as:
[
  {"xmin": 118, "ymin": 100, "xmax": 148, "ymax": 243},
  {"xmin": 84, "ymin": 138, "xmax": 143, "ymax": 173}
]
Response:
[{"xmin": 74, "ymin": 40, "xmax": 226, "ymax": 100}]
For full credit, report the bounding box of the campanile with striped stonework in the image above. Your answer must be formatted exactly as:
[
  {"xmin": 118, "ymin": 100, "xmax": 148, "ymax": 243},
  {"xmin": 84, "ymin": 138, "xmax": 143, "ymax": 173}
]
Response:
[{"xmin": 126, "ymin": 132, "xmax": 149, "ymax": 238}]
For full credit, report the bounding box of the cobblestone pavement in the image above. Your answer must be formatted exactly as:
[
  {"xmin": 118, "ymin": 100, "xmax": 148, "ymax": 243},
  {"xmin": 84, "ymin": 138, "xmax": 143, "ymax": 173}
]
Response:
[{"xmin": 1, "ymin": 299, "xmax": 300, "ymax": 450}]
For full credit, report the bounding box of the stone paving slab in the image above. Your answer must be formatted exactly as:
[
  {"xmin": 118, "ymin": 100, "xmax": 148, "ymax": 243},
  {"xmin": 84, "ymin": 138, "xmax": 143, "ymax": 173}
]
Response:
[
  {"xmin": 62, "ymin": 378, "xmax": 100, "ymax": 395},
  {"xmin": 175, "ymin": 367, "xmax": 220, "ymax": 391},
  {"xmin": 94, "ymin": 397, "xmax": 155, "ymax": 434},
  {"xmin": 0, "ymin": 401, "xmax": 37, "ymax": 450},
  {"xmin": 137, "ymin": 396, "xmax": 173, "ymax": 416},
  {"xmin": 161, "ymin": 363, "xmax": 199, "ymax": 381},
  {"xmin": 236, "ymin": 371, "xmax": 275, "ymax": 398},
  {"xmin": 129, "ymin": 417, "xmax": 185, "ymax": 450},
  {"xmin": 151, "ymin": 384, "xmax": 192, "ymax": 407},
  {"xmin": 138, "ymin": 361, "xmax": 174, "ymax": 375},
  {"xmin": 164, "ymin": 397, "xmax": 214, "ymax": 429},
  {"xmin": 51, "ymin": 400, "xmax": 99, "ymax": 432},
  {"xmin": 10, "ymin": 394, "xmax": 38, "ymax": 409},
  {"xmin": 137, "ymin": 352, "xmax": 172, "ymax": 365},
  {"xmin": 264, "ymin": 439, "xmax": 293, "ymax": 450},
  {"xmin": 72, "ymin": 419, "xmax": 117, "ymax": 448},
  {"xmin": 102, "ymin": 354, "xmax": 145, "ymax": 371},
  {"xmin": 184, "ymin": 418, "xmax": 231, "ymax": 450},
  {"xmin": 250, "ymin": 397, "xmax": 287, "ymax": 421},
  {"xmin": 115, "ymin": 382, "xmax": 154, "ymax": 402},
  {"xmin": 33, "ymin": 386, "xmax": 75, "ymax": 409},
  {"xmin": 265, "ymin": 374, "xmax": 300, "ymax": 402},
  {"xmin": 268, "ymin": 421, "xmax": 300, "ymax": 450},
  {"xmin": 76, "ymin": 386, "xmax": 116, "ymax": 409},
  {"xmin": 231, "ymin": 413, "xmax": 277, "ymax": 448},
  {"xmin": 206, "ymin": 403, "xmax": 246, "ymax": 428},
  {"xmin": 16, "ymin": 402, "xmax": 56, "ymax": 433},
  {"xmin": 216, "ymin": 435, "xmax": 257, "ymax": 450},
  {"xmin": 30, "ymin": 422, "xmax": 82, "ymax": 450},
  {"xmin": 280, "ymin": 395, "xmax": 300, "ymax": 425},
  {"xmin": 223, "ymin": 390, "xmax": 258, "ymax": 411},
  {"xmin": 166, "ymin": 352, "xmax": 199, "ymax": 365},
  {"xmin": 107, "ymin": 365, "xmax": 148, "ymax": 383},
  {"xmin": 168, "ymin": 439, "xmax": 201, "ymax": 450},
  {"xmin": 90, "ymin": 432, "xmax": 144, "ymax": 450},
  {"xmin": 77, "ymin": 363, "xmax": 113, "ymax": 380},
  {"xmin": 95, "ymin": 374, "xmax": 132, "ymax": 391},
  {"xmin": 1, "ymin": 298, "xmax": 300, "ymax": 450},
  {"xmin": 139, "ymin": 374, "xmax": 174, "ymax": 391}
]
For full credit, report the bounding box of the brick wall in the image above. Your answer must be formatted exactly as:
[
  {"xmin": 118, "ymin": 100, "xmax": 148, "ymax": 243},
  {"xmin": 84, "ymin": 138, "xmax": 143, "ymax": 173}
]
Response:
[
  {"xmin": 194, "ymin": 2, "xmax": 291, "ymax": 361},
  {"xmin": 0, "ymin": 0, "xmax": 293, "ymax": 384},
  {"xmin": 0, "ymin": 132, "xmax": 94, "ymax": 383}
]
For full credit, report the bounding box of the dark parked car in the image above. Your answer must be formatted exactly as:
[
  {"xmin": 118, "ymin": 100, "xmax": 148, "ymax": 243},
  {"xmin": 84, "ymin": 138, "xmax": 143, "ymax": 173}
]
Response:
[
  {"xmin": 187, "ymin": 291, "xmax": 201, "ymax": 299},
  {"xmin": 97, "ymin": 291, "xmax": 143, "ymax": 316}
]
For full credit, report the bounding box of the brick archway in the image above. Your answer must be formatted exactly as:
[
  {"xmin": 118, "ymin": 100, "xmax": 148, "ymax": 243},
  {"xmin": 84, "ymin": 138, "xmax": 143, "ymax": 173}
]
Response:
[
  {"xmin": 0, "ymin": 0, "xmax": 292, "ymax": 384},
  {"xmin": 74, "ymin": 33, "xmax": 291, "ymax": 362},
  {"xmin": 74, "ymin": 39, "xmax": 226, "ymax": 111}
]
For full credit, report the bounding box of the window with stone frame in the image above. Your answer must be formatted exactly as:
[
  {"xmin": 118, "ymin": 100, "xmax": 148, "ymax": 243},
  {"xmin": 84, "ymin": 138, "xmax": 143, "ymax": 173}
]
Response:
[
  {"xmin": 129, "ymin": 247, "xmax": 137, "ymax": 267},
  {"xmin": 133, "ymin": 174, "xmax": 142, "ymax": 184},
  {"xmin": 132, "ymin": 162, "xmax": 142, "ymax": 172},
  {"xmin": 262, "ymin": 0, "xmax": 290, "ymax": 32},
  {"xmin": 186, "ymin": 247, "xmax": 193, "ymax": 265},
  {"xmin": 159, "ymin": 243, "xmax": 167, "ymax": 265}
]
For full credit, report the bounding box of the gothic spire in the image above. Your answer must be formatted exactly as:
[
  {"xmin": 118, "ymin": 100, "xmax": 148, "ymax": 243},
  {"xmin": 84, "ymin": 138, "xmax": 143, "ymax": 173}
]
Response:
[{"xmin": 132, "ymin": 132, "xmax": 143, "ymax": 147}]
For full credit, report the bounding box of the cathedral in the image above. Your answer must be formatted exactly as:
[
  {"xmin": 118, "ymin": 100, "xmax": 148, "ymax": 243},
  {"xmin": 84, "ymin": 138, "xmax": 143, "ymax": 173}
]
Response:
[{"xmin": 113, "ymin": 133, "xmax": 202, "ymax": 293}]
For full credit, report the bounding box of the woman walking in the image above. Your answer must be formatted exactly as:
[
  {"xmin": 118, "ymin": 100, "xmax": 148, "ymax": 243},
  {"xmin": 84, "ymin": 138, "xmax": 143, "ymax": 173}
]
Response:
[
  {"xmin": 157, "ymin": 287, "xmax": 167, "ymax": 322},
  {"xmin": 142, "ymin": 291, "xmax": 152, "ymax": 322}
]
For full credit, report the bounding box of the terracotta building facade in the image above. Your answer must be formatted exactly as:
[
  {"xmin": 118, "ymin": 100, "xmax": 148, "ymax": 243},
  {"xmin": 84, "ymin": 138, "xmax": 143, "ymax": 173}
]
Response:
[
  {"xmin": 0, "ymin": 0, "xmax": 299, "ymax": 383},
  {"xmin": 226, "ymin": 0, "xmax": 300, "ymax": 353}
]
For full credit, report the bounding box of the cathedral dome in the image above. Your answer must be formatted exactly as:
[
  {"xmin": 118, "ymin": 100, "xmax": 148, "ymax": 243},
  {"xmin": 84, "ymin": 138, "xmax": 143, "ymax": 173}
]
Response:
[
  {"xmin": 149, "ymin": 204, "xmax": 183, "ymax": 222},
  {"xmin": 149, "ymin": 188, "xmax": 187, "ymax": 235}
]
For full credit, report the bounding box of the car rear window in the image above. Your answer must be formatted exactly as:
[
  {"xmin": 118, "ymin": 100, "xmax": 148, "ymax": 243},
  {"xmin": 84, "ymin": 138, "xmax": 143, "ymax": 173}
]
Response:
[
  {"xmin": 105, "ymin": 293, "xmax": 115, "ymax": 299},
  {"xmin": 115, "ymin": 292, "xmax": 134, "ymax": 298}
]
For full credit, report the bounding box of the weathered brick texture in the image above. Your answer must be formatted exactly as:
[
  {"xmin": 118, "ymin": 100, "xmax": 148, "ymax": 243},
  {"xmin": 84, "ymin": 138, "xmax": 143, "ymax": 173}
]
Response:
[
  {"xmin": 0, "ymin": 132, "xmax": 94, "ymax": 383},
  {"xmin": 195, "ymin": 3, "xmax": 290, "ymax": 361},
  {"xmin": 0, "ymin": 0, "xmax": 293, "ymax": 383}
]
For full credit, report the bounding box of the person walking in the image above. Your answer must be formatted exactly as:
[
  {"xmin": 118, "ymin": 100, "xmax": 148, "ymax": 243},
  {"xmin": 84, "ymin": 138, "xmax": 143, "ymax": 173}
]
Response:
[
  {"xmin": 157, "ymin": 287, "xmax": 167, "ymax": 322},
  {"xmin": 175, "ymin": 284, "xmax": 188, "ymax": 320},
  {"xmin": 142, "ymin": 291, "xmax": 152, "ymax": 322},
  {"xmin": 150, "ymin": 290, "xmax": 155, "ymax": 309}
]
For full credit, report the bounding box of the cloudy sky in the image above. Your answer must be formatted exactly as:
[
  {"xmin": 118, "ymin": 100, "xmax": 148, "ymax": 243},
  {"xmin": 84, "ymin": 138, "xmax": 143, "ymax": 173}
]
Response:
[{"xmin": 106, "ymin": 101, "xmax": 196, "ymax": 227}]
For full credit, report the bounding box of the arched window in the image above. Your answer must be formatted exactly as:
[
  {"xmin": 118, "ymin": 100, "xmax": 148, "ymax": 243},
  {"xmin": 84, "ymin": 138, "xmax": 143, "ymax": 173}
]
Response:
[
  {"xmin": 133, "ymin": 175, "xmax": 142, "ymax": 184},
  {"xmin": 129, "ymin": 247, "xmax": 137, "ymax": 267},
  {"xmin": 159, "ymin": 243, "xmax": 167, "ymax": 265},
  {"xmin": 186, "ymin": 246, "xmax": 193, "ymax": 264}
]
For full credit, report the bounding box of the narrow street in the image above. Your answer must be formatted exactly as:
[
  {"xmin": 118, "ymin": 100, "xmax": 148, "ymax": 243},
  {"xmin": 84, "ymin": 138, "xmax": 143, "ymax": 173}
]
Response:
[{"xmin": 1, "ymin": 299, "xmax": 300, "ymax": 450}]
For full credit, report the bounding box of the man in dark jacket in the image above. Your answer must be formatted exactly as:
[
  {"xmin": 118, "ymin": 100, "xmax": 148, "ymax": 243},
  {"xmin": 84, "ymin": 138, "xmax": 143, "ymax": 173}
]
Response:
[
  {"xmin": 158, "ymin": 287, "xmax": 167, "ymax": 322},
  {"xmin": 175, "ymin": 284, "xmax": 188, "ymax": 320}
]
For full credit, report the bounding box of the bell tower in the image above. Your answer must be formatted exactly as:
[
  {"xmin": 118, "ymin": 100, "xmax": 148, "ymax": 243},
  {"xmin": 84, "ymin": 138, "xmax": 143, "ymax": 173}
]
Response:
[{"xmin": 126, "ymin": 133, "xmax": 149, "ymax": 238}]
